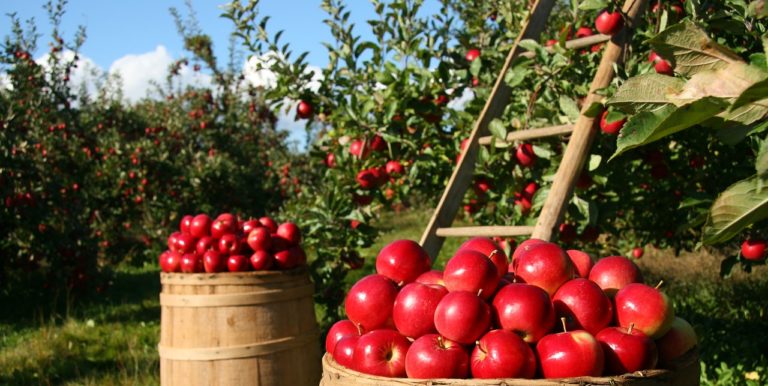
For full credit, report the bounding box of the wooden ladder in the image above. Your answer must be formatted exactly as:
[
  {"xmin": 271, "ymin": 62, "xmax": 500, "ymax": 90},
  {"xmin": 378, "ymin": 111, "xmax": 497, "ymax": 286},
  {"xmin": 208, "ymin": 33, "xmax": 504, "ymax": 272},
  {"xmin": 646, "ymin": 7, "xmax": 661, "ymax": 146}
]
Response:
[{"xmin": 420, "ymin": 0, "xmax": 648, "ymax": 260}]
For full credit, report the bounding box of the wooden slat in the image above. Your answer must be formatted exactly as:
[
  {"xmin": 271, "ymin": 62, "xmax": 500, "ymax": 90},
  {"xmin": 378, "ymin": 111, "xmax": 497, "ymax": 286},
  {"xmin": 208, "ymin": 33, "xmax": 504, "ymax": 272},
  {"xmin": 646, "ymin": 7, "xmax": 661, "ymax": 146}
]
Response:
[
  {"xmin": 478, "ymin": 124, "xmax": 574, "ymax": 145},
  {"xmin": 531, "ymin": 0, "xmax": 650, "ymax": 241},
  {"xmin": 436, "ymin": 226, "xmax": 534, "ymax": 238},
  {"xmin": 419, "ymin": 0, "xmax": 558, "ymax": 261}
]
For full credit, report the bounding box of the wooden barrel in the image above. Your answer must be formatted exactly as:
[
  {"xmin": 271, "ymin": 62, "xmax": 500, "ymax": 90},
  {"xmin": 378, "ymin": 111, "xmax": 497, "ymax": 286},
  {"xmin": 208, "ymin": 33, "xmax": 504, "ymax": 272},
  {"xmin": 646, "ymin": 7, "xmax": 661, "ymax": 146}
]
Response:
[
  {"xmin": 159, "ymin": 268, "xmax": 321, "ymax": 386},
  {"xmin": 320, "ymin": 348, "xmax": 700, "ymax": 386}
]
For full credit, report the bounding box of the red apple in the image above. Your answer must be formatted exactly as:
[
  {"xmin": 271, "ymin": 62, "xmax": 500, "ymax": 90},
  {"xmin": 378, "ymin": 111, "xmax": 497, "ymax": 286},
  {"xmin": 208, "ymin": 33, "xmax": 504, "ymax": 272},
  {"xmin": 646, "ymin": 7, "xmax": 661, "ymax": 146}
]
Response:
[
  {"xmin": 370, "ymin": 134, "xmax": 387, "ymax": 152},
  {"xmin": 333, "ymin": 335, "xmax": 359, "ymax": 369},
  {"xmin": 195, "ymin": 236, "xmax": 216, "ymax": 255},
  {"xmin": 632, "ymin": 247, "xmax": 645, "ymax": 259},
  {"xmin": 270, "ymin": 234, "xmax": 291, "ymax": 252},
  {"xmin": 227, "ymin": 254, "xmax": 249, "ymax": 272},
  {"xmin": 465, "ymin": 48, "xmax": 481, "ymax": 62},
  {"xmin": 741, "ymin": 238, "xmax": 766, "ymax": 261},
  {"xmin": 211, "ymin": 215, "xmax": 237, "ymax": 239},
  {"xmin": 179, "ymin": 215, "xmax": 193, "ymax": 234},
  {"xmin": 566, "ymin": 249, "xmax": 594, "ymax": 278},
  {"xmin": 515, "ymin": 143, "xmax": 536, "ymax": 167},
  {"xmin": 352, "ymin": 329, "xmax": 410, "ymax": 377},
  {"xmin": 536, "ymin": 329, "xmax": 605, "ymax": 378},
  {"xmin": 276, "ymin": 222, "xmax": 301, "ymax": 246},
  {"xmin": 553, "ymin": 278, "xmax": 614, "ymax": 335},
  {"xmin": 349, "ymin": 139, "xmax": 370, "ymax": 159},
  {"xmin": 345, "ymin": 274, "xmax": 399, "ymax": 331},
  {"xmin": 173, "ymin": 232, "xmax": 196, "ymax": 254},
  {"xmin": 457, "ymin": 237, "xmax": 509, "ymax": 280},
  {"xmin": 180, "ymin": 253, "xmax": 201, "ymax": 273},
  {"xmin": 656, "ymin": 317, "xmax": 698, "ymax": 366},
  {"xmin": 434, "ymin": 291, "xmax": 491, "ymax": 345},
  {"xmin": 258, "ymin": 216, "xmax": 278, "ymax": 233},
  {"xmin": 492, "ymin": 283, "xmax": 555, "ymax": 343},
  {"xmin": 218, "ymin": 234, "xmax": 241, "ymax": 255},
  {"xmin": 393, "ymin": 282, "xmax": 448, "ymax": 338},
  {"xmin": 415, "ymin": 270, "xmax": 444, "ymax": 286},
  {"xmin": 443, "ymin": 249, "xmax": 499, "ymax": 299},
  {"xmin": 596, "ymin": 325, "xmax": 658, "ymax": 374},
  {"xmin": 203, "ymin": 250, "xmax": 225, "ymax": 273},
  {"xmin": 471, "ymin": 329, "xmax": 537, "ymax": 379},
  {"xmin": 240, "ymin": 219, "xmax": 260, "ymax": 235},
  {"xmin": 250, "ymin": 250, "xmax": 274, "ymax": 270},
  {"xmin": 326, "ymin": 319, "xmax": 361, "ymax": 355},
  {"xmin": 655, "ymin": 58, "xmax": 674, "ymax": 75},
  {"xmin": 274, "ymin": 245, "xmax": 304, "ymax": 269},
  {"xmin": 296, "ymin": 100, "xmax": 313, "ymax": 119},
  {"xmin": 511, "ymin": 238, "xmax": 547, "ymax": 262},
  {"xmin": 595, "ymin": 10, "xmax": 623, "ymax": 35},
  {"xmin": 405, "ymin": 334, "xmax": 469, "ymax": 379},
  {"xmin": 375, "ymin": 239, "xmax": 431, "ymax": 286},
  {"xmin": 189, "ymin": 214, "xmax": 211, "ymax": 238},
  {"xmin": 512, "ymin": 241, "xmax": 575, "ymax": 296},
  {"xmin": 615, "ymin": 283, "xmax": 675, "ymax": 339},
  {"xmin": 247, "ymin": 227, "xmax": 272, "ymax": 251},
  {"xmin": 575, "ymin": 26, "xmax": 594, "ymax": 38},
  {"xmin": 325, "ymin": 153, "xmax": 336, "ymax": 168},
  {"xmin": 160, "ymin": 251, "xmax": 181, "ymax": 273},
  {"xmin": 385, "ymin": 160, "xmax": 404, "ymax": 176},
  {"xmin": 167, "ymin": 232, "xmax": 181, "ymax": 252},
  {"xmin": 600, "ymin": 110, "xmax": 626, "ymax": 135},
  {"xmin": 588, "ymin": 255, "xmax": 644, "ymax": 296}
]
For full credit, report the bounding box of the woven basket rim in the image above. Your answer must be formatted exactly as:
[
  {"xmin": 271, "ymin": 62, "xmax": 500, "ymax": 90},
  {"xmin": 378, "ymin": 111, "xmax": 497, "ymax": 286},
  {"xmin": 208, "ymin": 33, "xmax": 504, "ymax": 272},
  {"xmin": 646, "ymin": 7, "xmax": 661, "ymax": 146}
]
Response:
[{"xmin": 322, "ymin": 347, "xmax": 699, "ymax": 385}]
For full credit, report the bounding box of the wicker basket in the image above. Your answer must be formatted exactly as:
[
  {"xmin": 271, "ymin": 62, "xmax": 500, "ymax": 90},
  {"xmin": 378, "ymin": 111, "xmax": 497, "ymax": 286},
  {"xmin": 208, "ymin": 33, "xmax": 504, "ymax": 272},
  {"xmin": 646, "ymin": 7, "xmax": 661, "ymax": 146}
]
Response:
[
  {"xmin": 159, "ymin": 268, "xmax": 321, "ymax": 386},
  {"xmin": 319, "ymin": 347, "xmax": 699, "ymax": 386}
]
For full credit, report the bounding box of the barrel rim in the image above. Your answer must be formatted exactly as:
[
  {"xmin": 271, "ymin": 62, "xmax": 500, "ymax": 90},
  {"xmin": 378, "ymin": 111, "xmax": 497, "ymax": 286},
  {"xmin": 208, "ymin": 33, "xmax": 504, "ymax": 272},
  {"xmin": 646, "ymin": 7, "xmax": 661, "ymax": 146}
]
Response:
[
  {"xmin": 160, "ymin": 266, "xmax": 309, "ymax": 285},
  {"xmin": 321, "ymin": 347, "xmax": 700, "ymax": 385}
]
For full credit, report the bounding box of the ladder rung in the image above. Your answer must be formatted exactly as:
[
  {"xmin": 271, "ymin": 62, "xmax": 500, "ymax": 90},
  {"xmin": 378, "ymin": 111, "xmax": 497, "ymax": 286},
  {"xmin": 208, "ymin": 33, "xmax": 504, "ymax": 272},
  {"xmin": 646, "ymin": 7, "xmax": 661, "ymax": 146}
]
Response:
[
  {"xmin": 520, "ymin": 34, "xmax": 611, "ymax": 59},
  {"xmin": 436, "ymin": 226, "xmax": 534, "ymax": 238},
  {"xmin": 479, "ymin": 124, "xmax": 574, "ymax": 145}
]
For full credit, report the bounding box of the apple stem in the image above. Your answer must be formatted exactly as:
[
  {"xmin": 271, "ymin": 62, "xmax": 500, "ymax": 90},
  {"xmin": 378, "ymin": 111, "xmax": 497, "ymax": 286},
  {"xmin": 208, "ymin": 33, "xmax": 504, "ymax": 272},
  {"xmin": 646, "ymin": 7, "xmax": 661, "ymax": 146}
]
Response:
[
  {"xmin": 489, "ymin": 249, "xmax": 498, "ymax": 261},
  {"xmin": 655, "ymin": 280, "xmax": 664, "ymax": 289},
  {"xmin": 437, "ymin": 335, "xmax": 445, "ymax": 349},
  {"xmin": 628, "ymin": 323, "xmax": 635, "ymax": 334},
  {"xmin": 355, "ymin": 323, "xmax": 363, "ymax": 336},
  {"xmin": 477, "ymin": 289, "xmax": 483, "ymax": 297},
  {"xmin": 398, "ymin": 281, "xmax": 405, "ymax": 287},
  {"xmin": 560, "ymin": 317, "xmax": 567, "ymax": 332}
]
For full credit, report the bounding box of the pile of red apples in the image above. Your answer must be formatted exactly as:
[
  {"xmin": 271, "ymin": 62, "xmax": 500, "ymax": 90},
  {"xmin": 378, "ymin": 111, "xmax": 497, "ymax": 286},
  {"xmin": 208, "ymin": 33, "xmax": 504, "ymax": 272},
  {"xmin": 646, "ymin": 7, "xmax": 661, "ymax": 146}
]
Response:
[
  {"xmin": 326, "ymin": 238, "xmax": 697, "ymax": 379},
  {"xmin": 159, "ymin": 213, "xmax": 305, "ymax": 273}
]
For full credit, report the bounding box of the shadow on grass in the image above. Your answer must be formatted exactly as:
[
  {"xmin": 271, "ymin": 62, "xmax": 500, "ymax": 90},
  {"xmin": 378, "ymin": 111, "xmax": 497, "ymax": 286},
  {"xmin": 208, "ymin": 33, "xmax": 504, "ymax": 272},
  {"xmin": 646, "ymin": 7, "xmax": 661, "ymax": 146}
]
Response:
[{"xmin": 0, "ymin": 267, "xmax": 160, "ymax": 328}]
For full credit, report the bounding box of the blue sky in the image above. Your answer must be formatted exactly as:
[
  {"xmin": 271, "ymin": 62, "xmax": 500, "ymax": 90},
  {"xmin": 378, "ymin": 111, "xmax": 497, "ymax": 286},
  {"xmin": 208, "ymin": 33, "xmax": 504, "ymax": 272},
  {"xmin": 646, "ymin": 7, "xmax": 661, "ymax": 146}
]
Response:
[{"xmin": 0, "ymin": 1, "xmax": 442, "ymax": 148}]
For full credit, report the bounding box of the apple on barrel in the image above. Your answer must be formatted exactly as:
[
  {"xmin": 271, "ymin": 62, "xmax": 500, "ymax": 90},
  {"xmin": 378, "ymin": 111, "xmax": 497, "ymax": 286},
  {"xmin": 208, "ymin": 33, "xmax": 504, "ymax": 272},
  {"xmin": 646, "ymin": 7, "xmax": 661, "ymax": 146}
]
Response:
[
  {"xmin": 159, "ymin": 212, "xmax": 307, "ymax": 273},
  {"xmin": 328, "ymin": 237, "xmax": 697, "ymax": 380}
]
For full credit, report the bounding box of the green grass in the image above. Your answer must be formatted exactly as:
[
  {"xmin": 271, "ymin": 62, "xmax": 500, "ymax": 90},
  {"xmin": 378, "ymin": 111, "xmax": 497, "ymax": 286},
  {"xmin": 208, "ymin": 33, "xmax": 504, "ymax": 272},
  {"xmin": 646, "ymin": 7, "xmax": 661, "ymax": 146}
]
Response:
[{"xmin": 1, "ymin": 207, "xmax": 767, "ymax": 385}]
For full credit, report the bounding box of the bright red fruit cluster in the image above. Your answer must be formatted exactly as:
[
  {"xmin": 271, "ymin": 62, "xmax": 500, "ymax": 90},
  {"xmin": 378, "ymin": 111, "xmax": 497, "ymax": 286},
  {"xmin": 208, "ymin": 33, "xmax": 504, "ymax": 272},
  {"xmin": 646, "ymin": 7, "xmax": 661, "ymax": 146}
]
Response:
[
  {"xmin": 326, "ymin": 238, "xmax": 697, "ymax": 379},
  {"xmin": 159, "ymin": 213, "xmax": 305, "ymax": 273}
]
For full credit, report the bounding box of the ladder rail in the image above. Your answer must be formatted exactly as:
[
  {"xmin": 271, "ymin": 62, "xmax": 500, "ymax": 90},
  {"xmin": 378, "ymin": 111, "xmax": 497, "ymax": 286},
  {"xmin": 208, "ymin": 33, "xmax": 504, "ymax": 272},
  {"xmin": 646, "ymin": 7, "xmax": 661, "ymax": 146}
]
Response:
[{"xmin": 418, "ymin": 0, "xmax": 558, "ymax": 261}]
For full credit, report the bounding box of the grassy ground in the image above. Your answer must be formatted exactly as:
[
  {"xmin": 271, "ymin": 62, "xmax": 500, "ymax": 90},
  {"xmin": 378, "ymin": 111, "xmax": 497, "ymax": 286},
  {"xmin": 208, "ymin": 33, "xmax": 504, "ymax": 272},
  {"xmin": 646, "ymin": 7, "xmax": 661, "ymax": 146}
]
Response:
[{"xmin": 1, "ymin": 208, "xmax": 766, "ymax": 385}]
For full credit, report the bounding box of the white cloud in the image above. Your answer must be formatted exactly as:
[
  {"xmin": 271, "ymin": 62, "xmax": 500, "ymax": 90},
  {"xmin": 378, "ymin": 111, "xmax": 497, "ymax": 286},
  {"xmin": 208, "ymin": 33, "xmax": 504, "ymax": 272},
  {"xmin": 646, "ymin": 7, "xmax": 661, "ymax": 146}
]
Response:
[
  {"xmin": 108, "ymin": 45, "xmax": 211, "ymax": 102},
  {"xmin": 447, "ymin": 87, "xmax": 475, "ymax": 111}
]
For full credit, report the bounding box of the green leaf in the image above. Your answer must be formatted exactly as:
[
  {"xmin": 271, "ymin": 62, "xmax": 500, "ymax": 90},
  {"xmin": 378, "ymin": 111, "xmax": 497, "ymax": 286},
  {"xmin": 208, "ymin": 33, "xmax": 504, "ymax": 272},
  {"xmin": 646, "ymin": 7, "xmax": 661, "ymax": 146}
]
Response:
[
  {"xmin": 757, "ymin": 137, "xmax": 768, "ymax": 174},
  {"xmin": 648, "ymin": 20, "xmax": 743, "ymax": 77},
  {"xmin": 703, "ymin": 174, "xmax": 768, "ymax": 244},
  {"xmin": 470, "ymin": 57, "xmax": 482, "ymax": 76},
  {"xmin": 578, "ymin": 0, "xmax": 609, "ymax": 11},
  {"xmin": 488, "ymin": 118, "xmax": 508, "ymax": 141},
  {"xmin": 608, "ymin": 74, "xmax": 685, "ymax": 114},
  {"xmin": 582, "ymin": 101, "xmax": 603, "ymax": 118},
  {"xmin": 731, "ymin": 76, "xmax": 768, "ymax": 111},
  {"xmin": 719, "ymin": 255, "xmax": 738, "ymax": 278},
  {"xmin": 559, "ymin": 96, "xmax": 580, "ymax": 121},
  {"xmin": 611, "ymin": 97, "xmax": 729, "ymax": 159},
  {"xmin": 588, "ymin": 155, "xmax": 602, "ymax": 171}
]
